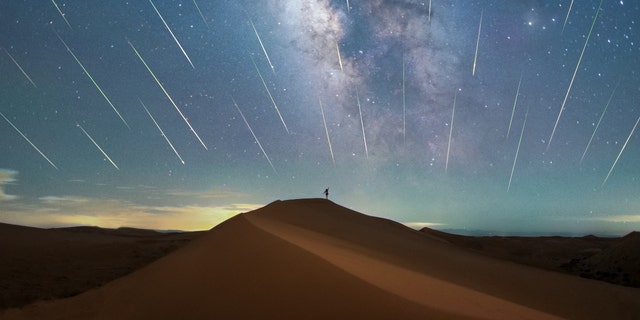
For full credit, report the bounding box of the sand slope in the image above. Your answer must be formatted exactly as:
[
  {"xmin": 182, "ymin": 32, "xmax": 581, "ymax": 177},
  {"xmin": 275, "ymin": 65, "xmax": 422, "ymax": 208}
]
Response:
[
  {"xmin": 2, "ymin": 199, "xmax": 640, "ymax": 319},
  {"xmin": 0, "ymin": 223, "xmax": 200, "ymax": 310}
]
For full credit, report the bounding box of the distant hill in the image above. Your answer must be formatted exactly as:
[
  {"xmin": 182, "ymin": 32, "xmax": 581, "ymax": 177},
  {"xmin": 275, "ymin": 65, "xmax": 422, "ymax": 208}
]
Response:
[
  {"xmin": 54, "ymin": 225, "xmax": 159, "ymax": 236},
  {"xmin": 420, "ymin": 227, "xmax": 639, "ymax": 288},
  {"xmin": 566, "ymin": 231, "xmax": 640, "ymax": 287}
]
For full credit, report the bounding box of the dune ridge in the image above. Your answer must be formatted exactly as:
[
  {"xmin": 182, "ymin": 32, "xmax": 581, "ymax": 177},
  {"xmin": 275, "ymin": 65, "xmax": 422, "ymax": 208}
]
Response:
[{"xmin": 2, "ymin": 199, "xmax": 640, "ymax": 319}]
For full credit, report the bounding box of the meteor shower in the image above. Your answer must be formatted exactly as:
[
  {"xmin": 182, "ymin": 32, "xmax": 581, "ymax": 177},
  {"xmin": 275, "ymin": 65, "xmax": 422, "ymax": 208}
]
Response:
[{"xmin": 1, "ymin": 0, "xmax": 639, "ymax": 235}]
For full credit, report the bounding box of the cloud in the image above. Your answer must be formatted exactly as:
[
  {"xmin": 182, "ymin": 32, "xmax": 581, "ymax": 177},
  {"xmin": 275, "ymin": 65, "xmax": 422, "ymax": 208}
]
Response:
[
  {"xmin": 0, "ymin": 169, "xmax": 18, "ymax": 201},
  {"xmin": 39, "ymin": 196, "xmax": 89, "ymax": 204},
  {"xmin": 0, "ymin": 194, "xmax": 263, "ymax": 231},
  {"xmin": 545, "ymin": 215, "xmax": 640, "ymax": 236},
  {"xmin": 583, "ymin": 215, "xmax": 640, "ymax": 223},
  {"xmin": 403, "ymin": 222, "xmax": 446, "ymax": 230},
  {"xmin": 163, "ymin": 189, "xmax": 249, "ymax": 202}
]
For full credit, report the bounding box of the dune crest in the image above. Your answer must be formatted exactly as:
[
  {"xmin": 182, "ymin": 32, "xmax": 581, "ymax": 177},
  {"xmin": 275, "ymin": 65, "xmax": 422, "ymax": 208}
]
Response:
[{"xmin": 2, "ymin": 199, "xmax": 639, "ymax": 319}]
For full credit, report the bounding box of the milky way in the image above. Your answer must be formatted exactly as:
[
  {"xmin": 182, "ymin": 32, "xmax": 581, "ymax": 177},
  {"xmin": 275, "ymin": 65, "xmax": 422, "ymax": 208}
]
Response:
[{"xmin": 0, "ymin": 0, "xmax": 639, "ymax": 235}]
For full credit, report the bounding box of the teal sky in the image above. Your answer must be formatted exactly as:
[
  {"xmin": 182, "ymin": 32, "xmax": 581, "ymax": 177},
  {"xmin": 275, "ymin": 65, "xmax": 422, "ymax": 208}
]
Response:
[{"xmin": 1, "ymin": 0, "xmax": 639, "ymax": 235}]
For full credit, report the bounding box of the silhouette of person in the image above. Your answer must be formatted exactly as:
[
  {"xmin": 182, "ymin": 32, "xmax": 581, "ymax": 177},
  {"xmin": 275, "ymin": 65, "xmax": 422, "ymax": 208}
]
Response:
[{"xmin": 323, "ymin": 188, "xmax": 329, "ymax": 200}]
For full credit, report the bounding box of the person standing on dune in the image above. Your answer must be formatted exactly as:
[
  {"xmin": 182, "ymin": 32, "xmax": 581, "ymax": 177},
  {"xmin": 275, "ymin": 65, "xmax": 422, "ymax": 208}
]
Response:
[{"xmin": 323, "ymin": 188, "xmax": 329, "ymax": 200}]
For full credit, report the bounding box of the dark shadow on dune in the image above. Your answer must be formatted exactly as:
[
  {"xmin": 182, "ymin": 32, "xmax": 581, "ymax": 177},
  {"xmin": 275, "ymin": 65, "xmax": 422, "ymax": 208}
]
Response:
[{"xmin": 0, "ymin": 223, "xmax": 203, "ymax": 310}]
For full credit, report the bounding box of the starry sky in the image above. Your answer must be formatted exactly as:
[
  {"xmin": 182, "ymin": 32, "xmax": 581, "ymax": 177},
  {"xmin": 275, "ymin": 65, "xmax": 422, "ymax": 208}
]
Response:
[{"xmin": 1, "ymin": 0, "xmax": 639, "ymax": 235}]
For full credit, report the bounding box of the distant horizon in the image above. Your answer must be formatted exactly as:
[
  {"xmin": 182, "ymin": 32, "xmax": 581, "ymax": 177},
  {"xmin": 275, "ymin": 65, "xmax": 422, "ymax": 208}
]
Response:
[{"xmin": 2, "ymin": 197, "xmax": 636, "ymax": 238}]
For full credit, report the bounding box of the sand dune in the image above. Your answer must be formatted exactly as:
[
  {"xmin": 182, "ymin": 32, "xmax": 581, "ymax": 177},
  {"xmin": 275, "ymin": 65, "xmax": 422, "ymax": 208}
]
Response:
[
  {"xmin": 0, "ymin": 223, "xmax": 201, "ymax": 310},
  {"xmin": 2, "ymin": 199, "xmax": 640, "ymax": 319},
  {"xmin": 420, "ymin": 227, "xmax": 640, "ymax": 287}
]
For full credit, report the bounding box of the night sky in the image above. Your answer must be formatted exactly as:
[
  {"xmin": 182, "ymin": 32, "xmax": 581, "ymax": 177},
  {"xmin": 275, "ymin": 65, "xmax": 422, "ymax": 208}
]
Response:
[{"xmin": 1, "ymin": 0, "xmax": 639, "ymax": 235}]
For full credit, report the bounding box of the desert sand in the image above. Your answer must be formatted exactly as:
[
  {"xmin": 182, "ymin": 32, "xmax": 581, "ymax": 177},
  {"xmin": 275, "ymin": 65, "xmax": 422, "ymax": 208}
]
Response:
[
  {"xmin": 2, "ymin": 199, "xmax": 640, "ymax": 319},
  {"xmin": 0, "ymin": 223, "xmax": 201, "ymax": 310}
]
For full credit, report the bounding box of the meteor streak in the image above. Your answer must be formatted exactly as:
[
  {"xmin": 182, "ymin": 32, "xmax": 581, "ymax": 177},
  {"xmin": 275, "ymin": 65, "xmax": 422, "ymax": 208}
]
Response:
[
  {"xmin": 251, "ymin": 56, "xmax": 289, "ymax": 134},
  {"xmin": 77, "ymin": 123, "xmax": 119, "ymax": 170},
  {"xmin": 508, "ymin": 109, "xmax": 528, "ymax": 193},
  {"xmin": 346, "ymin": 0, "xmax": 350, "ymax": 13},
  {"xmin": 249, "ymin": 18, "xmax": 275, "ymax": 75},
  {"xmin": 0, "ymin": 112, "xmax": 58, "ymax": 170},
  {"xmin": 192, "ymin": 0, "xmax": 208, "ymax": 27},
  {"xmin": 472, "ymin": 9, "xmax": 483, "ymax": 76},
  {"xmin": 402, "ymin": 49, "xmax": 406, "ymax": 145},
  {"xmin": 128, "ymin": 40, "xmax": 208, "ymax": 150},
  {"xmin": 232, "ymin": 98, "xmax": 276, "ymax": 173},
  {"xmin": 602, "ymin": 115, "xmax": 640, "ymax": 187},
  {"xmin": 318, "ymin": 97, "xmax": 335, "ymax": 166},
  {"xmin": 140, "ymin": 100, "xmax": 185, "ymax": 165},
  {"xmin": 356, "ymin": 87, "xmax": 368, "ymax": 158},
  {"xmin": 51, "ymin": 0, "xmax": 72, "ymax": 30},
  {"xmin": 148, "ymin": 0, "xmax": 195, "ymax": 69},
  {"xmin": 445, "ymin": 90, "xmax": 457, "ymax": 173},
  {"xmin": 562, "ymin": 0, "xmax": 574, "ymax": 33},
  {"xmin": 547, "ymin": 0, "xmax": 602, "ymax": 151},
  {"xmin": 3, "ymin": 48, "xmax": 37, "ymax": 88},
  {"xmin": 55, "ymin": 32, "xmax": 130, "ymax": 129},
  {"xmin": 336, "ymin": 41, "xmax": 344, "ymax": 72},
  {"xmin": 506, "ymin": 73, "xmax": 522, "ymax": 140},
  {"xmin": 428, "ymin": 0, "xmax": 432, "ymax": 22},
  {"xmin": 580, "ymin": 82, "xmax": 619, "ymax": 165}
]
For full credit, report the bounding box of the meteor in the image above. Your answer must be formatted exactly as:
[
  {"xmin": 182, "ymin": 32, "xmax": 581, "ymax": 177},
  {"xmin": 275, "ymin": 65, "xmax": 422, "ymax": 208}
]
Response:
[
  {"xmin": 346, "ymin": 0, "xmax": 350, "ymax": 13},
  {"xmin": 506, "ymin": 73, "xmax": 522, "ymax": 140},
  {"xmin": 251, "ymin": 56, "xmax": 289, "ymax": 134},
  {"xmin": 192, "ymin": 0, "xmax": 208, "ymax": 27},
  {"xmin": 3, "ymin": 48, "xmax": 37, "ymax": 88},
  {"xmin": 562, "ymin": 0, "xmax": 574, "ymax": 33},
  {"xmin": 508, "ymin": 109, "xmax": 528, "ymax": 193},
  {"xmin": 445, "ymin": 90, "xmax": 457, "ymax": 173},
  {"xmin": 77, "ymin": 123, "xmax": 119, "ymax": 170},
  {"xmin": 249, "ymin": 18, "xmax": 275, "ymax": 75},
  {"xmin": 336, "ymin": 41, "xmax": 344, "ymax": 72},
  {"xmin": 356, "ymin": 87, "xmax": 368, "ymax": 158},
  {"xmin": 428, "ymin": 0, "xmax": 432, "ymax": 22},
  {"xmin": 232, "ymin": 98, "xmax": 276, "ymax": 173},
  {"xmin": 51, "ymin": 0, "xmax": 72, "ymax": 30},
  {"xmin": 0, "ymin": 112, "xmax": 58, "ymax": 170},
  {"xmin": 318, "ymin": 97, "xmax": 335, "ymax": 166},
  {"xmin": 140, "ymin": 100, "xmax": 185, "ymax": 165},
  {"xmin": 547, "ymin": 0, "xmax": 602, "ymax": 151},
  {"xmin": 55, "ymin": 32, "xmax": 130, "ymax": 129},
  {"xmin": 472, "ymin": 9, "xmax": 483, "ymax": 76},
  {"xmin": 128, "ymin": 40, "xmax": 208, "ymax": 150},
  {"xmin": 580, "ymin": 82, "xmax": 619, "ymax": 165},
  {"xmin": 601, "ymin": 115, "xmax": 640, "ymax": 187},
  {"xmin": 148, "ymin": 0, "xmax": 195, "ymax": 69},
  {"xmin": 402, "ymin": 50, "xmax": 406, "ymax": 145}
]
